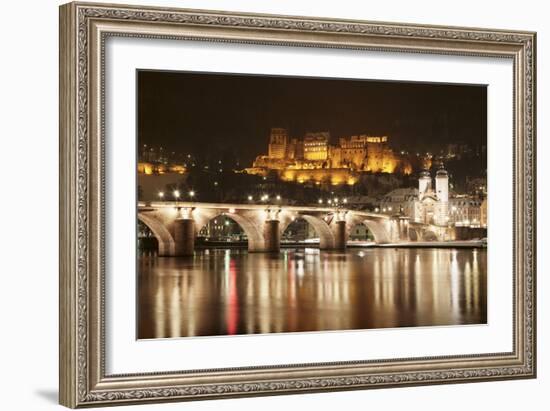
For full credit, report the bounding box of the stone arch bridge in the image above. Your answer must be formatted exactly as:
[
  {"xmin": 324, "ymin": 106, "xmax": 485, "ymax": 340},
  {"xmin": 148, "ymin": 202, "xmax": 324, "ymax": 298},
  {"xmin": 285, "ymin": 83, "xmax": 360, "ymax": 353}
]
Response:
[{"xmin": 138, "ymin": 201, "xmax": 449, "ymax": 256}]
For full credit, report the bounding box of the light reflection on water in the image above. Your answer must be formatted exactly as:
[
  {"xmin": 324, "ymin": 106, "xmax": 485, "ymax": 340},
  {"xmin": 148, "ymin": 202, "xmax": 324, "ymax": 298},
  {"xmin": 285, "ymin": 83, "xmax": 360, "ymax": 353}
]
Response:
[{"xmin": 137, "ymin": 248, "xmax": 486, "ymax": 339}]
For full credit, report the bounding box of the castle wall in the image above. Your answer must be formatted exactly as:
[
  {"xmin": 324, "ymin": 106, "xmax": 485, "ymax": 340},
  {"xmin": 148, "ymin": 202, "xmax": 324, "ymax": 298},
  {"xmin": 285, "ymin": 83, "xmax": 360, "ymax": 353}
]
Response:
[{"xmin": 280, "ymin": 168, "xmax": 358, "ymax": 186}]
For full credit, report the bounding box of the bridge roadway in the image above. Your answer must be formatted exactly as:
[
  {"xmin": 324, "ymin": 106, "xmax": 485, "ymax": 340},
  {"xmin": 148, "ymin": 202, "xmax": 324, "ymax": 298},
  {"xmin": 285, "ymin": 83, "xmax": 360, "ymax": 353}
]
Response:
[{"xmin": 137, "ymin": 201, "xmax": 448, "ymax": 256}]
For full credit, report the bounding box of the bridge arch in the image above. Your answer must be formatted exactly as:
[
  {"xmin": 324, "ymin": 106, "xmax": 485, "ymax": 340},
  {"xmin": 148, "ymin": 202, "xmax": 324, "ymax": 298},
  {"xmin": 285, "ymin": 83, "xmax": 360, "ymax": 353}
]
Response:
[
  {"xmin": 361, "ymin": 220, "xmax": 391, "ymax": 244},
  {"xmin": 137, "ymin": 212, "xmax": 176, "ymax": 256},
  {"xmin": 408, "ymin": 227, "xmax": 420, "ymax": 241},
  {"xmin": 280, "ymin": 214, "xmax": 335, "ymax": 249},
  {"xmin": 421, "ymin": 229, "xmax": 438, "ymax": 241},
  {"xmin": 194, "ymin": 211, "xmax": 266, "ymax": 252},
  {"xmin": 346, "ymin": 215, "xmax": 391, "ymax": 244}
]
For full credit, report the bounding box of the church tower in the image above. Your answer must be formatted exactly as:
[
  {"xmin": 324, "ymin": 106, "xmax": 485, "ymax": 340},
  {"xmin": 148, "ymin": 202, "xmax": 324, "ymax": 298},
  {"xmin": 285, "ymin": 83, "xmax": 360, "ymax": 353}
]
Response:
[{"xmin": 418, "ymin": 170, "xmax": 431, "ymax": 201}]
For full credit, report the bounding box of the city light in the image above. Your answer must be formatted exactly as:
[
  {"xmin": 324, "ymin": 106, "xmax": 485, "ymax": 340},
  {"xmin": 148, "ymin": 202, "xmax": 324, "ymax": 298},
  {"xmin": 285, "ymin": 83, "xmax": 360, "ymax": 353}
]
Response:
[
  {"xmin": 138, "ymin": 129, "xmax": 486, "ymax": 246},
  {"xmin": 228, "ymin": 208, "xmax": 236, "ymax": 214}
]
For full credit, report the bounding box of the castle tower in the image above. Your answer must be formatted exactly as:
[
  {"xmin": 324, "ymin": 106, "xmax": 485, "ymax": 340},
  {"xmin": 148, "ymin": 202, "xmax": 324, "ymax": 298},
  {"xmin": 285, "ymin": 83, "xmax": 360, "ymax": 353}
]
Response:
[
  {"xmin": 435, "ymin": 166, "xmax": 449, "ymax": 226},
  {"xmin": 268, "ymin": 128, "xmax": 288, "ymax": 159},
  {"xmin": 418, "ymin": 170, "xmax": 431, "ymax": 201}
]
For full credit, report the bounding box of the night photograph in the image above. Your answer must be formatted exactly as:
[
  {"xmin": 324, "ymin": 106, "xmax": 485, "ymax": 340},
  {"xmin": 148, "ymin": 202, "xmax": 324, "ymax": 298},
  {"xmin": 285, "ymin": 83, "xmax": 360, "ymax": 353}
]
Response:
[{"xmin": 136, "ymin": 70, "xmax": 487, "ymax": 339}]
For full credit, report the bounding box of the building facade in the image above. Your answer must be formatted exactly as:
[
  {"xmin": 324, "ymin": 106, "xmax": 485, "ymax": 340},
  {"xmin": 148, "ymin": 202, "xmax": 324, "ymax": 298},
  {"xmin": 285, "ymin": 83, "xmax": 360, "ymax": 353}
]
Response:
[
  {"xmin": 379, "ymin": 187, "xmax": 419, "ymax": 219},
  {"xmin": 303, "ymin": 132, "xmax": 330, "ymax": 161},
  {"xmin": 449, "ymin": 196, "xmax": 484, "ymax": 227},
  {"xmin": 480, "ymin": 198, "xmax": 488, "ymax": 228}
]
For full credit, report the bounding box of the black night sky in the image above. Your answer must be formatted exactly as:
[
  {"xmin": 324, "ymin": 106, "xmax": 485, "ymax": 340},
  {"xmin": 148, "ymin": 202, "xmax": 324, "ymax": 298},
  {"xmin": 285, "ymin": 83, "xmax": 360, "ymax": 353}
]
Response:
[{"xmin": 137, "ymin": 70, "xmax": 487, "ymax": 166}]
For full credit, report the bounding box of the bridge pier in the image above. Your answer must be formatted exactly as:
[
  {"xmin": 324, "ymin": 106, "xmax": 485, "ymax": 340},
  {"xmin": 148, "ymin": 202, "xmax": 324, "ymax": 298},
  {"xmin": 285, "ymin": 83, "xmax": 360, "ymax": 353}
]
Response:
[
  {"xmin": 263, "ymin": 220, "xmax": 280, "ymax": 253},
  {"xmin": 398, "ymin": 217, "xmax": 410, "ymax": 241},
  {"xmin": 334, "ymin": 220, "xmax": 347, "ymax": 250},
  {"xmin": 174, "ymin": 218, "xmax": 195, "ymax": 256}
]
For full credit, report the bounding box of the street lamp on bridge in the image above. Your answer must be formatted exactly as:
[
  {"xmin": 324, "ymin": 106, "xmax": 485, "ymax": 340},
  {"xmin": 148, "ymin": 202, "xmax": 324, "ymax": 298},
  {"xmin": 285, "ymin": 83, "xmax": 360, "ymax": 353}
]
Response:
[{"xmin": 173, "ymin": 190, "xmax": 181, "ymax": 208}]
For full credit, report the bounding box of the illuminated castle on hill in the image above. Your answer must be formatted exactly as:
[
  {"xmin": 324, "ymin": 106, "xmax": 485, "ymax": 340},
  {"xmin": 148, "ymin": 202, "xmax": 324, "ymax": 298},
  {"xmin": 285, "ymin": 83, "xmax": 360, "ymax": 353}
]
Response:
[{"xmin": 245, "ymin": 128, "xmax": 411, "ymax": 185}]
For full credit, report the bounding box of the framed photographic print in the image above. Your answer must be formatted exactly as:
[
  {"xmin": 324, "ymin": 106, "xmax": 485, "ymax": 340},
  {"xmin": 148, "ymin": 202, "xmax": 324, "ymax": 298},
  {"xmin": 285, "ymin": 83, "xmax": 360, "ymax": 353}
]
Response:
[{"xmin": 59, "ymin": 2, "xmax": 537, "ymax": 408}]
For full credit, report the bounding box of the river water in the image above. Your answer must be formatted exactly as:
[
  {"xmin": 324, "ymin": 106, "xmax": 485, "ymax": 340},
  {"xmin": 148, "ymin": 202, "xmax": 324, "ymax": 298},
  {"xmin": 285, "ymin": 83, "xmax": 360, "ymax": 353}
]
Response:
[{"xmin": 137, "ymin": 247, "xmax": 486, "ymax": 339}]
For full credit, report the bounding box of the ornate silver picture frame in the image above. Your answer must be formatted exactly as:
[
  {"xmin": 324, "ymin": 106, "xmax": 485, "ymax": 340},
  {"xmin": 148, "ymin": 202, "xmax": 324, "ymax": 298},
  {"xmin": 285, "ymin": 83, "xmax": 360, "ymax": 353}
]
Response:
[{"xmin": 59, "ymin": 1, "xmax": 536, "ymax": 408}]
